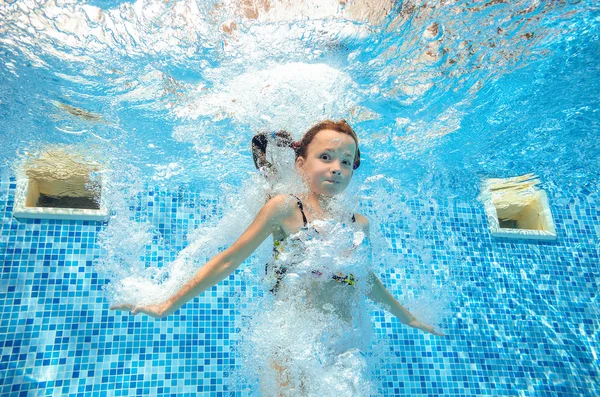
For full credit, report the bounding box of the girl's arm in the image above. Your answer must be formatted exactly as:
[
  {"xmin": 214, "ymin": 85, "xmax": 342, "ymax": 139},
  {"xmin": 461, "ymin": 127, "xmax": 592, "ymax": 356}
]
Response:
[
  {"xmin": 354, "ymin": 214, "xmax": 445, "ymax": 336},
  {"xmin": 110, "ymin": 195, "xmax": 289, "ymax": 318},
  {"xmin": 366, "ymin": 272, "xmax": 444, "ymax": 336}
]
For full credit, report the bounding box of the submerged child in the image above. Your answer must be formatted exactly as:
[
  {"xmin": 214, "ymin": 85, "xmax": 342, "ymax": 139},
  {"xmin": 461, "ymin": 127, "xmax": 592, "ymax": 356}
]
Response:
[{"xmin": 111, "ymin": 119, "xmax": 444, "ymax": 395}]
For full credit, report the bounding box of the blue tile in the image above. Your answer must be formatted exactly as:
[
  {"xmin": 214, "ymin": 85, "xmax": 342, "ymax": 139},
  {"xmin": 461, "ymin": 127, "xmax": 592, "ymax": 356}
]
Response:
[{"xmin": 0, "ymin": 183, "xmax": 598, "ymax": 396}]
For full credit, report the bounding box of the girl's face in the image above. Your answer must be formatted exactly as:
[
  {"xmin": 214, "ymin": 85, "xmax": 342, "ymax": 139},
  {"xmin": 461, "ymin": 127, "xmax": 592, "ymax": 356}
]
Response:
[{"xmin": 295, "ymin": 129, "xmax": 357, "ymax": 197}]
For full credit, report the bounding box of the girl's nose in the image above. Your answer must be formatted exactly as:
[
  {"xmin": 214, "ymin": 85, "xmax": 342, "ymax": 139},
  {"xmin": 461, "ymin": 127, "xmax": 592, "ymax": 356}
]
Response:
[{"xmin": 331, "ymin": 160, "xmax": 342, "ymax": 172}]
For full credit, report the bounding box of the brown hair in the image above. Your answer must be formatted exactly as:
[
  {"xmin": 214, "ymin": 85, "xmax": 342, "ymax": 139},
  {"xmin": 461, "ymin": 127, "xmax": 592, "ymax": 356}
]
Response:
[{"xmin": 295, "ymin": 119, "xmax": 360, "ymax": 170}]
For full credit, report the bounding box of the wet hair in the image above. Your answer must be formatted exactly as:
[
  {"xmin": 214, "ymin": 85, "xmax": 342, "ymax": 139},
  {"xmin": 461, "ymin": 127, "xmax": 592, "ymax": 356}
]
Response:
[
  {"xmin": 252, "ymin": 120, "xmax": 360, "ymax": 171},
  {"xmin": 251, "ymin": 120, "xmax": 361, "ymax": 173},
  {"xmin": 295, "ymin": 119, "xmax": 360, "ymax": 170},
  {"xmin": 251, "ymin": 130, "xmax": 295, "ymax": 170}
]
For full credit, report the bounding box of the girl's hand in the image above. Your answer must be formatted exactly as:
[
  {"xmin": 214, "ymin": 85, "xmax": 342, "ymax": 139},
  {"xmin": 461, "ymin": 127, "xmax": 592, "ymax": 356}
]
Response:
[
  {"xmin": 407, "ymin": 318, "xmax": 446, "ymax": 336},
  {"xmin": 110, "ymin": 303, "xmax": 167, "ymax": 319}
]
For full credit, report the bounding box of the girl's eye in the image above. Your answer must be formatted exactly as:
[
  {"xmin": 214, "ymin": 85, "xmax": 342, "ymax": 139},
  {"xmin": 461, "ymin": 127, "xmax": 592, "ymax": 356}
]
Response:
[
  {"xmin": 342, "ymin": 160, "xmax": 351, "ymax": 166},
  {"xmin": 320, "ymin": 154, "xmax": 331, "ymax": 160}
]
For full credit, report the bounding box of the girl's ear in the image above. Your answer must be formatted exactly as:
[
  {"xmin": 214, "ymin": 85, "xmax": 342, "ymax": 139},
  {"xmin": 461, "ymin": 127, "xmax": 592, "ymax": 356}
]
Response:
[{"xmin": 295, "ymin": 156, "xmax": 305, "ymax": 171}]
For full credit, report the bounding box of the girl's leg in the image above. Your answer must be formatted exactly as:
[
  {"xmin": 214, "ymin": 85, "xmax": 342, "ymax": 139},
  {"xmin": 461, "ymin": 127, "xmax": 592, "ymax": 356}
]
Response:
[
  {"xmin": 260, "ymin": 355, "xmax": 305, "ymax": 397},
  {"xmin": 271, "ymin": 358, "xmax": 291, "ymax": 392}
]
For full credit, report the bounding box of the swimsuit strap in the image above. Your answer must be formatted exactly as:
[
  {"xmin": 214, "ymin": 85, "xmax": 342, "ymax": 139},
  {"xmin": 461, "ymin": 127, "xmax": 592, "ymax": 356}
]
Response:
[
  {"xmin": 290, "ymin": 195, "xmax": 308, "ymax": 227},
  {"xmin": 289, "ymin": 195, "xmax": 355, "ymax": 226}
]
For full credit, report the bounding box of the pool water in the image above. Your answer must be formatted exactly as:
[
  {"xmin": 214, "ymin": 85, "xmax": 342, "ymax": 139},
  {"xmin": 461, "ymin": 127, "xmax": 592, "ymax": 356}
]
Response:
[{"xmin": 1, "ymin": 1, "xmax": 599, "ymax": 396}]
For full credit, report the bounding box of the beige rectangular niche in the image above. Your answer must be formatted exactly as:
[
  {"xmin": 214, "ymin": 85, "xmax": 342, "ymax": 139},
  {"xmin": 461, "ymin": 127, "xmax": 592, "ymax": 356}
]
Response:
[
  {"xmin": 13, "ymin": 147, "xmax": 109, "ymax": 221},
  {"xmin": 480, "ymin": 174, "xmax": 556, "ymax": 241}
]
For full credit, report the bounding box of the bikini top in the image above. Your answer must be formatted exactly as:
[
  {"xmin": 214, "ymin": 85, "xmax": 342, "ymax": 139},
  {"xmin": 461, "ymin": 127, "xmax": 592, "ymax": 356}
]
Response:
[{"xmin": 265, "ymin": 195, "xmax": 357, "ymax": 294}]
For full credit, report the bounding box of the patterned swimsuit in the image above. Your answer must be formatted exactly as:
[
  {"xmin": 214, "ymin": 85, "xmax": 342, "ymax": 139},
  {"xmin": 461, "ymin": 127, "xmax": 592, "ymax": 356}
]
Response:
[{"xmin": 265, "ymin": 195, "xmax": 356, "ymax": 294}]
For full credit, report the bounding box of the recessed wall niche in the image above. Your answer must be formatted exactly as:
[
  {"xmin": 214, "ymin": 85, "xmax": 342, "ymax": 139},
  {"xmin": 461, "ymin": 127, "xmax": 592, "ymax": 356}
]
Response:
[
  {"xmin": 13, "ymin": 146, "xmax": 109, "ymax": 221},
  {"xmin": 480, "ymin": 173, "xmax": 556, "ymax": 241}
]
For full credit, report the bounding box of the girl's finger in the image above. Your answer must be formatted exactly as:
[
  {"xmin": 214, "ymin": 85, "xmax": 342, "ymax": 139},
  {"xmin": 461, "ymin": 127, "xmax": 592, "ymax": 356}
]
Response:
[
  {"xmin": 110, "ymin": 304, "xmax": 132, "ymax": 311},
  {"xmin": 432, "ymin": 328, "xmax": 446, "ymax": 336}
]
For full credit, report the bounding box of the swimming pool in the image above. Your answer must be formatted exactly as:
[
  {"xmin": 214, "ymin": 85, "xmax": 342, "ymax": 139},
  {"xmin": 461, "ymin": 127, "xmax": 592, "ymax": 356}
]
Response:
[{"xmin": 1, "ymin": 0, "xmax": 599, "ymax": 396}]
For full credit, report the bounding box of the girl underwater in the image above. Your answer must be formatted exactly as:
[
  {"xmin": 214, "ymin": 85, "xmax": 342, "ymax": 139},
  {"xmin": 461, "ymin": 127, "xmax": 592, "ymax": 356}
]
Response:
[{"xmin": 111, "ymin": 119, "xmax": 445, "ymax": 395}]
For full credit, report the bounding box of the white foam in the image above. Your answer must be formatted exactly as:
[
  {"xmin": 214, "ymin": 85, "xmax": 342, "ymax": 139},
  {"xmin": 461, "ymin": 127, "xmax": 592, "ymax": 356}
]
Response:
[{"xmin": 175, "ymin": 62, "xmax": 357, "ymax": 132}]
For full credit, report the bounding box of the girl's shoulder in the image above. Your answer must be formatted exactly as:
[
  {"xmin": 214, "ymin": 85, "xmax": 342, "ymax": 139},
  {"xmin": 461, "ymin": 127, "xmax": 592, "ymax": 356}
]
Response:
[
  {"xmin": 263, "ymin": 195, "xmax": 306, "ymax": 236},
  {"xmin": 353, "ymin": 213, "xmax": 370, "ymax": 234},
  {"xmin": 265, "ymin": 194, "xmax": 298, "ymax": 207},
  {"xmin": 263, "ymin": 194, "xmax": 302, "ymax": 219}
]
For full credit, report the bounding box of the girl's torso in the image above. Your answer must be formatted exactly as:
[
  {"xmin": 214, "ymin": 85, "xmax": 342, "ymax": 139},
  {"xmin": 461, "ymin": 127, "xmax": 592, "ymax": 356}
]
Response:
[{"xmin": 265, "ymin": 195, "xmax": 369, "ymax": 322}]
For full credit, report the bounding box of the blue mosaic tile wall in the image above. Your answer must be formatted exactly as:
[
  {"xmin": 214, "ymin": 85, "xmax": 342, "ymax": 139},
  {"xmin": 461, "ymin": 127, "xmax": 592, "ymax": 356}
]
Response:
[{"xmin": 1, "ymin": 176, "xmax": 598, "ymax": 397}]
